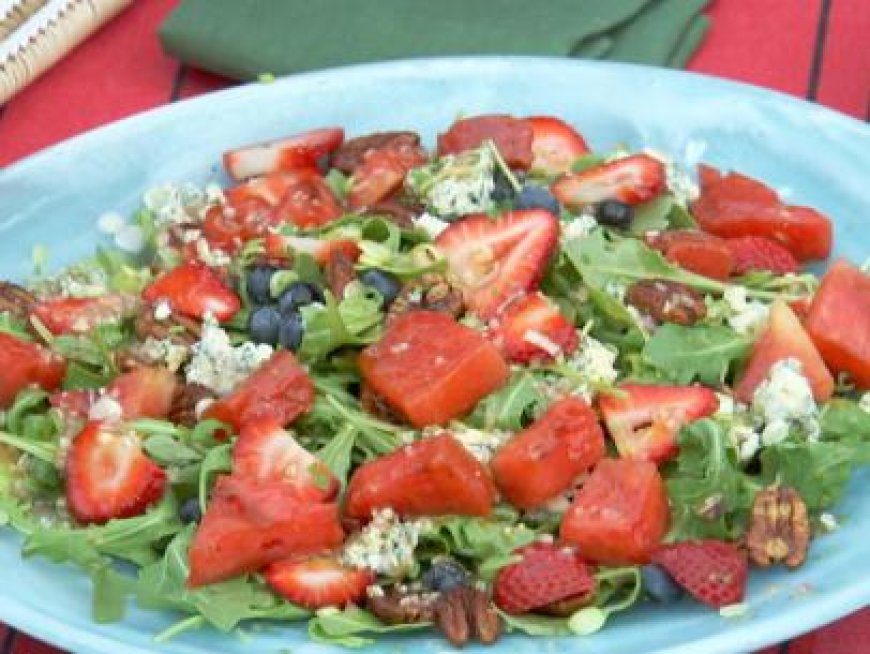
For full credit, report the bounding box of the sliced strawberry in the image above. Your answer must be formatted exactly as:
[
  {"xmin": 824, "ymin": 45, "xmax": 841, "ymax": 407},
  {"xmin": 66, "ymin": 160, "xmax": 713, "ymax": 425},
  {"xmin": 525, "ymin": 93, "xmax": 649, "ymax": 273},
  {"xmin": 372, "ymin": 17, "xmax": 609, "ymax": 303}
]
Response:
[
  {"xmin": 272, "ymin": 169, "xmax": 345, "ymax": 228},
  {"xmin": 552, "ymin": 154, "xmax": 666, "ymax": 208},
  {"xmin": 488, "ymin": 292, "xmax": 578, "ymax": 363},
  {"xmin": 725, "ymin": 236, "xmax": 800, "ymax": 275},
  {"xmin": 142, "ymin": 261, "xmax": 240, "ymax": 321},
  {"xmin": 65, "ymin": 421, "xmax": 166, "ymax": 525},
  {"xmin": 493, "ymin": 542, "xmax": 596, "ymax": 615},
  {"xmin": 50, "ymin": 388, "xmax": 98, "ymax": 418},
  {"xmin": 202, "ymin": 202, "xmax": 273, "ymax": 254},
  {"xmin": 437, "ymin": 114, "xmax": 534, "ymax": 169},
  {"xmin": 223, "ymin": 127, "xmax": 344, "ymax": 181},
  {"xmin": 263, "ymin": 233, "xmax": 361, "ymax": 265},
  {"xmin": 435, "ymin": 209, "xmax": 558, "ymax": 319},
  {"xmin": 645, "ymin": 230, "xmax": 735, "ymax": 281},
  {"xmin": 188, "ymin": 475, "xmax": 344, "ymax": 587},
  {"xmin": 0, "ymin": 331, "xmax": 66, "ymax": 408},
  {"xmin": 31, "ymin": 294, "xmax": 130, "ymax": 335},
  {"xmin": 348, "ymin": 141, "xmax": 428, "ymax": 210},
  {"xmin": 264, "ymin": 557, "xmax": 373, "ymax": 610},
  {"xmin": 598, "ymin": 384, "xmax": 718, "ymax": 464},
  {"xmin": 233, "ymin": 419, "xmax": 338, "ymax": 502},
  {"xmin": 107, "ymin": 367, "xmax": 178, "ymax": 420},
  {"xmin": 225, "ymin": 173, "xmax": 297, "ymax": 207},
  {"xmin": 526, "ymin": 116, "xmax": 590, "ymax": 175},
  {"xmin": 652, "ymin": 540, "xmax": 748, "ymax": 608}
]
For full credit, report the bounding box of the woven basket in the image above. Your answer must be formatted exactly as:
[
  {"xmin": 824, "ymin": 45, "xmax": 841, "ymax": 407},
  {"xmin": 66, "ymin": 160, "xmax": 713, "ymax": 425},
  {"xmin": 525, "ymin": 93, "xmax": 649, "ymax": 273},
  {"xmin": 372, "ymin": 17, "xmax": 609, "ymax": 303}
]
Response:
[{"xmin": 0, "ymin": 0, "xmax": 132, "ymax": 105}]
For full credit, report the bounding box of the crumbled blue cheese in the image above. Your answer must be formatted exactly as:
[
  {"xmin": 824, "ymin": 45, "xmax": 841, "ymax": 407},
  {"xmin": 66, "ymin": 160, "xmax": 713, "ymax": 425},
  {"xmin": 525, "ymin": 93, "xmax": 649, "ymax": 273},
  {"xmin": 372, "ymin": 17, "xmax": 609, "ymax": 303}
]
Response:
[
  {"xmin": 819, "ymin": 512, "xmax": 839, "ymax": 532},
  {"xmin": 406, "ymin": 146, "xmax": 495, "ymax": 217},
  {"xmin": 751, "ymin": 358, "xmax": 820, "ymax": 445},
  {"xmin": 859, "ymin": 393, "xmax": 870, "ymax": 414},
  {"xmin": 185, "ymin": 320, "xmax": 273, "ymax": 395},
  {"xmin": 153, "ymin": 299, "xmax": 172, "ymax": 321},
  {"xmin": 447, "ymin": 422, "xmax": 512, "ymax": 463},
  {"xmin": 143, "ymin": 182, "xmax": 220, "ymax": 225},
  {"xmin": 565, "ymin": 334, "xmax": 619, "ymax": 401},
  {"xmin": 88, "ymin": 395, "xmax": 123, "ymax": 423},
  {"xmin": 342, "ymin": 508, "xmax": 424, "ymax": 577},
  {"xmin": 97, "ymin": 212, "xmax": 126, "ymax": 235},
  {"xmin": 561, "ymin": 212, "xmax": 598, "ymax": 242},
  {"xmin": 716, "ymin": 394, "xmax": 761, "ymax": 461},
  {"xmin": 645, "ymin": 148, "xmax": 699, "ymax": 207},
  {"xmin": 194, "ymin": 237, "xmax": 232, "ymax": 268},
  {"xmin": 414, "ymin": 212, "xmax": 450, "ymax": 239},
  {"xmin": 51, "ymin": 266, "xmax": 109, "ymax": 299},
  {"xmin": 139, "ymin": 337, "xmax": 190, "ymax": 373},
  {"xmin": 722, "ymin": 286, "xmax": 770, "ymax": 336}
]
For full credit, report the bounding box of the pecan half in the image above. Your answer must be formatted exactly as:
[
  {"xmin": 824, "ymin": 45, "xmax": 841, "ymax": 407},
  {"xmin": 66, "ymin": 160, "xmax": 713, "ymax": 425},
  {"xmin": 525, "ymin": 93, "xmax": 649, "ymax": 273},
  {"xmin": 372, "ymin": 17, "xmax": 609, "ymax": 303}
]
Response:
[
  {"xmin": 747, "ymin": 486, "xmax": 810, "ymax": 569},
  {"xmin": 169, "ymin": 383, "xmax": 217, "ymax": 427},
  {"xmin": 434, "ymin": 587, "xmax": 501, "ymax": 648},
  {"xmin": 626, "ymin": 279, "xmax": 706, "ymax": 326},
  {"xmin": 324, "ymin": 249, "xmax": 357, "ymax": 300},
  {"xmin": 0, "ymin": 281, "xmax": 36, "ymax": 320},
  {"xmin": 135, "ymin": 310, "xmax": 201, "ymax": 346},
  {"xmin": 361, "ymin": 198, "xmax": 421, "ymax": 229},
  {"xmin": 366, "ymin": 587, "xmax": 437, "ymax": 626},
  {"xmin": 387, "ymin": 273, "xmax": 464, "ymax": 324},
  {"xmin": 332, "ymin": 131, "xmax": 421, "ymax": 174}
]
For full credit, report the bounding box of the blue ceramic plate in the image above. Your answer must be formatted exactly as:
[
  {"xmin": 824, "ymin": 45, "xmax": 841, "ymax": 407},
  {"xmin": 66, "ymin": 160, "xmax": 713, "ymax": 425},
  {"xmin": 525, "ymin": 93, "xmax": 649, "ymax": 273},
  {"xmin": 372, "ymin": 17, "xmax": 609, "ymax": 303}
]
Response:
[{"xmin": 1, "ymin": 58, "xmax": 868, "ymax": 654}]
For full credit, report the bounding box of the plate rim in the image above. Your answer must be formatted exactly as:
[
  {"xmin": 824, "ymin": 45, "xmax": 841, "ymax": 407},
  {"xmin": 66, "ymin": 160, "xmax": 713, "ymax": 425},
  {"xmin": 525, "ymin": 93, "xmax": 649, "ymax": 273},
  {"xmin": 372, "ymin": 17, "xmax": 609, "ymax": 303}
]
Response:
[{"xmin": 1, "ymin": 56, "xmax": 869, "ymax": 654}]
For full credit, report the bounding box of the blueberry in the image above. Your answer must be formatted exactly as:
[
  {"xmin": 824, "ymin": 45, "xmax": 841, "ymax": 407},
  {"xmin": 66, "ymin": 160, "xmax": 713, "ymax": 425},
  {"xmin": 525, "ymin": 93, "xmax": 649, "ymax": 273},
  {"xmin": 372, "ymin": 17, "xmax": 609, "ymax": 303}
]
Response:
[
  {"xmin": 278, "ymin": 311, "xmax": 305, "ymax": 351},
  {"xmin": 490, "ymin": 169, "xmax": 516, "ymax": 203},
  {"xmin": 178, "ymin": 497, "xmax": 202, "ymax": 524},
  {"xmin": 248, "ymin": 305, "xmax": 282, "ymax": 345},
  {"xmin": 246, "ymin": 264, "xmax": 279, "ymax": 305},
  {"xmin": 422, "ymin": 558, "xmax": 470, "ymax": 593},
  {"xmin": 594, "ymin": 199, "xmax": 634, "ymax": 228},
  {"xmin": 277, "ymin": 281, "xmax": 324, "ymax": 316},
  {"xmin": 641, "ymin": 564, "xmax": 684, "ymax": 603},
  {"xmin": 514, "ymin": 184, "xmax": 560, "ymax": 214},
  {"xmin": 359, "ymin": 269, "xmax": 402, "ymax": 307}
]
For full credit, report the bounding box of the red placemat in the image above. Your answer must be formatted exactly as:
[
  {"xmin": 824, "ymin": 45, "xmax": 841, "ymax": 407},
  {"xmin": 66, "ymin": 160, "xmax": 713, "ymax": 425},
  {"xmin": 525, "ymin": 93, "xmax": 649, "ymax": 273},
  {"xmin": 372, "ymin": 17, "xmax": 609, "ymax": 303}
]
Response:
[{"xmin": 0, "ymin": 1, "xmax": 868, "ymax": 652}]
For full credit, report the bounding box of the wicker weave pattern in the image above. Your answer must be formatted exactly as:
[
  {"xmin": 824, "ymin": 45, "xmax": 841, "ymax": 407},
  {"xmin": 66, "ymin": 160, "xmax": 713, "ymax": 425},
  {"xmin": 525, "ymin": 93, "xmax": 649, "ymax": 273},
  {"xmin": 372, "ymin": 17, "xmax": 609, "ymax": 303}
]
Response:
[{"xmin": 0, "ymin": 0, "xmax": 132, "ymax": 104}]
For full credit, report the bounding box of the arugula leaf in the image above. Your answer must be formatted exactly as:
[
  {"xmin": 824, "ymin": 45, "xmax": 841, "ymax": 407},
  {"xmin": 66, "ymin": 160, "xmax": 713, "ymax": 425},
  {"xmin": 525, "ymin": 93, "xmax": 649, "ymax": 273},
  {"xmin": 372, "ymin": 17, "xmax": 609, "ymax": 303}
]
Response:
[
  {"xmin": 316, "ymin": 424, "xmax": 357, "ymax": 488},
  {"xmin": 630, "ymin": 195, "xmax": 675, "ymax": 235},
  {"xmin": 298, "ymin": 288, "xmax": 383, "ymax": 362},
  {"xmin": 760, "ymin": 441, "xmax": 858, "ymax": 512},
  {"xmin": 198, "ymin": 443, "xmax": 232, "ymax": 510},
  {"xmin": 642, "ymin": 324, "xmax": 749, "ymax": 385},
  {"xmin": 138, "ymin": 527, "xmax": 308, "ymax": 633},
  {"xmin": 664, "ymin": 419, "xmax": 756, "ymax": 541},
  {"xmin": 468, "ymin": 371, "xmax": 548, "ymax": 431},
  {"xmin": 498, "ymin": 611, "xmax": 572, "ymax": 636},
  {"xmin": 820, "ymin": 399, "xmax": 870, "ymax": 456},
  {"xmin": 143, "ymin": 433, "xmax": 203, "ymax": 467},
  {"xmin": 0, "ymin": 312, "xmax": 32, "ymax": 340},
  {"xmin": 308, "ymin": 605, "xmax": 429, "ymax": 648},
  {"xmin": 667, "ymin": 203, "xmax": 697, "ymax": 229}
]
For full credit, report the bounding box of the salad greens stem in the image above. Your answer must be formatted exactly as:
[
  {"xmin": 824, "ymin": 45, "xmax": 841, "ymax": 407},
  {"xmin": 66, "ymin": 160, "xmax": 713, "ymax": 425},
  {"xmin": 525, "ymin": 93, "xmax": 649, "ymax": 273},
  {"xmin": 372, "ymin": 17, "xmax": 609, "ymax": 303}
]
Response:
[
  {"xmin": 0, "ymin": 430, "xmax": 57, "ymax": 463},
  {"xmin": 154, "ymin": 615, "xmax": 207, "ymax": 643}
]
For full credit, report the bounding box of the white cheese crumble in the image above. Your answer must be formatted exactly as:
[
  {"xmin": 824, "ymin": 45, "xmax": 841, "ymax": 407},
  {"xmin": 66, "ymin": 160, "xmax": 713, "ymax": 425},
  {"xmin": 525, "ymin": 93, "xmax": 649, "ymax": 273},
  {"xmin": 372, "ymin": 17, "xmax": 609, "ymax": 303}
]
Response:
[
  {"xmin": 819, "ymin": 512, "xmax": 839, "ymax": 532},
  {"xmin": 185, "ymin": 320, "xmax": 273, "ymax": 395},
  {"xmin": 723, "ymin": 286, "xmax": 770, "ymax": 337},
  {"xmin": 114, "ymin": 224, "xmax": 146, "ymax": 254},
  {"xmin": 644, "ymin": 148, "xmax": 699, "ymax": 207},
  {"xmin": 143, "ymin": 182, "xmax": 219, "ymax": 225},
  {"xmin": 194, "ymin": 237, "xmax": 232, "ymax": 268},
  {"xmin": 414, "ymin": 211, "xmax": 450, "ymax": 239},
  {"xmin": 751, "ymin": 358, "xmax": 820, "ymax": 446},
  {"xmin": 447, "ymin": 422, "xmax": 512, "ymax": 463},
  {"xmin": 560, "ymin": 212, "xmax": 598, "ymax": 241},
  {"xmin": 859, "ymin": 393, "xmax": 870, "ymax": 414},
  {"xmin": 342, "ymin": 508, "xmax": 424, "ymax": 577},
  {"xmin": 88, "ymin": 395, "xmax": 123, "ymax": 423},
  {"xmin": 565, "ymin": 334, "xmax": 619, "ymax": 401},
  {"xmin": 407, "ymin": 146, "xmax": 495, "ymax": 217},
  {"xmin": 97, "ymin": 211, "xmax": 125, "ymax": 235},
  {"xmin": 139, "ymin": 337, "xmax": 190, "ymax": 373},
  {"xmin": 153, "ymin": 299, "xmax": 173, "ymax": 321}
]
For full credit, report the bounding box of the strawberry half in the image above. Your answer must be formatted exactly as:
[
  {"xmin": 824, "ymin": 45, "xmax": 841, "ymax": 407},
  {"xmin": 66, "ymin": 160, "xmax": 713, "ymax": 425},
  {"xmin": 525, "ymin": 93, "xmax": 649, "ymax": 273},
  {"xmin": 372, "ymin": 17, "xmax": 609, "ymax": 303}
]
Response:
[
  {"xmin": 65, "ymin": 421, "xmax": 166, "ymax": 524},
  {"xmin": 488, "ymin": 292, "xmax": 578, "ymax": 363},
  {"xmin": 264, "ymin": 557, "xmax": 374, "ymax": 610},
  {"xmin": 552, "ymin": 153, "xmax": 666, "ymax": 208},
  {"xmin": 142, "ymin": 261, "xmax": 240, "ymax": 321},
  {"xmin": 493, "ymin": 542, "xmax": 596, "ymax": 615},
  {"xmin": 223, "ymin": 127, "xmax": 344, "ymax": 181},
  {"xmin": 31, "ymin": 294, "xmax": 131, "ymax": 335},
  {"xmin": 348, "ymin": 140, "xmax": 428, "ymax": 210},
  {"xmin": 598, "ymin": 384, "xmax": 718, "ymax": 464},
  {"xmin": 435, "ymin": 209, "xmax": 558, "ymax": 319},
  {"xmin": 263, "ymin": 233, "xmax": 361, "ymax": 265},
  {"xmin": 233, "ymin": 419, "xmax": 339, "ymax": 502},
  {"xmin": 652, "ymin": 540, "xmax": 748, "ymax": 608},
  {"xmin": 725, "ymin": 236, "xmax": 800, "ymax": 275},
  {"xmin": 526, "ymin": 116, "xmax": 590, "ymax": 175}
]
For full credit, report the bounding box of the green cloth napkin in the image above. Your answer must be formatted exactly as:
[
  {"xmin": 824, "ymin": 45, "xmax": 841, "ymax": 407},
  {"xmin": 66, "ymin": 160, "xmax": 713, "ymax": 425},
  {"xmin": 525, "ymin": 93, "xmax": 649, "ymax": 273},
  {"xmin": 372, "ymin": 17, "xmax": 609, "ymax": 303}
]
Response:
[{"xmin": 159, "ymin": 0, "xmax": 712, "ymax": 82}]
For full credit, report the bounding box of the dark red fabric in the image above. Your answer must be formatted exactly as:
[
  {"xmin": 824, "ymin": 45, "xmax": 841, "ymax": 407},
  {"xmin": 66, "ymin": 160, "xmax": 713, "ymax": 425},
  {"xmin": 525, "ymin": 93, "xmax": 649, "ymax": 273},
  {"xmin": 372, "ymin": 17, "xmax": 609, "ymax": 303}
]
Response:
[{"xmin": 0, "ymin": 0, "xmax": 868, "ymax": 651}]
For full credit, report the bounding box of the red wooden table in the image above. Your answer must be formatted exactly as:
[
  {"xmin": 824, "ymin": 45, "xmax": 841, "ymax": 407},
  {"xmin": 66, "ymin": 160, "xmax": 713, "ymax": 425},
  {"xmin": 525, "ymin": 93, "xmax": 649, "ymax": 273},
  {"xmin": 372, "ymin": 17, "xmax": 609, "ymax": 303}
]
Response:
[{"xmin": 0, "ymin": 0, "xmax": 868, "ymax": 652}]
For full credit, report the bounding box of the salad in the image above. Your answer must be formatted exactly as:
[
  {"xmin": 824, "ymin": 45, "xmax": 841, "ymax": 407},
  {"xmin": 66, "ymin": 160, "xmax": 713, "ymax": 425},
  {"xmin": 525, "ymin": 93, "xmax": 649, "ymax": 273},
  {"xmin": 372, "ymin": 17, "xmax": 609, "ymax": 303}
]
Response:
[{"xmin": 1, "ymin": 113, "xmax": 869, "ymax": 649}]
